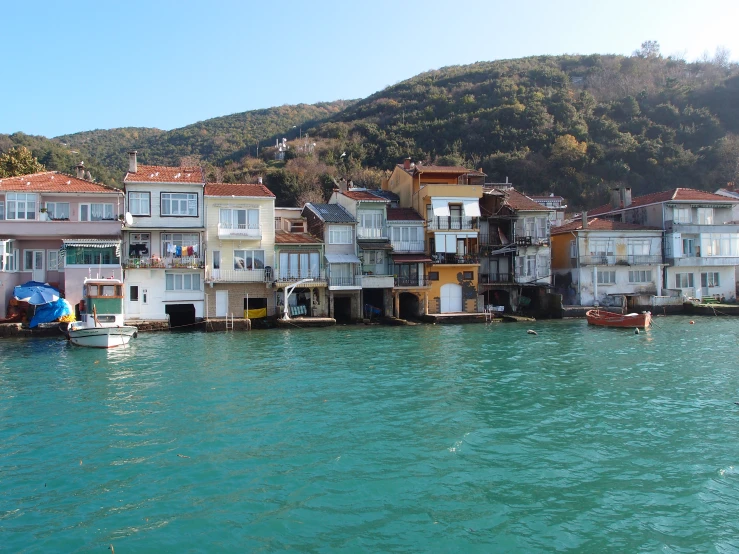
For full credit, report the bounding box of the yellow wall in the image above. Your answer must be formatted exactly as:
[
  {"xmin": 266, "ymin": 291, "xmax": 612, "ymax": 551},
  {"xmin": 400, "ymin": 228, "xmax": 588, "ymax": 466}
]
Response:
[
  {"xmin": 550, "ymin": 233, "xmax": 574, "ymax": 270},
  {"xmin": 427, "ymin": 265, "xmax": 478, "ymax": 313}
]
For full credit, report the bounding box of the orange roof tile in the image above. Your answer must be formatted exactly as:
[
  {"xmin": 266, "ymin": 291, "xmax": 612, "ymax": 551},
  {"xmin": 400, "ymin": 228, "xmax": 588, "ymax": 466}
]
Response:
[
  {"xmin": 339, "ymin": 190, "xmax": 388, "ymax": 201},
  {"xmin": 503, "ymin": 189, "xmax": 550, "ymax": 211},
  {"xmin": 0, "ymin": 172, "xmax": 122, "ymax": 194},
  {"xmin": 387, "ymin": 208, "xmax": 424, "ymax": 221},
  {"xmin": 124, "ymin": 165, "xmax": 204, "ymax": 184},
  {"xmin": 589, "ymin": 188, "xmax": 738, "ymax": 216},
  {"xmin": 397, "ymin": 164, "xmax": 486, "ymax": 176},
  {"xmin": 275, "ymin": 230, "xmax": 322, "ymax": 244},
  {"xmin": 551, "ymin": 218, "xmax": 661, "ymax": 235},
  {"xmin": 205, "ymin": 183, "xmax": 275, "ymax": 198}
]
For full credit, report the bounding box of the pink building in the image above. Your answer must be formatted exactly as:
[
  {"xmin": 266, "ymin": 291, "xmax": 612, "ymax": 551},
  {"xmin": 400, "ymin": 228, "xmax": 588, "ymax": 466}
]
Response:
[{"xmin": 0, "ymin": 169, "xmax": 124, "ymax": 317}]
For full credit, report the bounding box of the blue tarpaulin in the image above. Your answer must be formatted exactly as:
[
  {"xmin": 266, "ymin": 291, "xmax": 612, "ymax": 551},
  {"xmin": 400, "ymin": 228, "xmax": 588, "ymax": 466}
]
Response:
[
  {"xmin": 13, "ymin": 281, "xmax": 60, "ymax": 306},
  {"xmin": 29, "ymin": 298, "xmax": 72, "ymax": 328}
]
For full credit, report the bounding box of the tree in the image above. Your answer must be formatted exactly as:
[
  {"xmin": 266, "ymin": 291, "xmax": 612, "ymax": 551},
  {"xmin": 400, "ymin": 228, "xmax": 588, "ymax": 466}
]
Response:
[
  {"xmin": 633, "ymin": 40, "xmax": 661, "ymax": 59},
  {"xmin": 0, "ymin": 146, "xmax": 45, "ymax": 177}
]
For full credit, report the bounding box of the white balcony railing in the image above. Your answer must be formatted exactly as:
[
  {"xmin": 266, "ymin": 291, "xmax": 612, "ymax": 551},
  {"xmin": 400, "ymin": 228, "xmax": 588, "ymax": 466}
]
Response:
[
  {"xmin": 206, "ymin": 268, "xmax": 267, "ymax": 283},
  {"xmin": 217, "ymin": 222, "xmax": 261, "ymax": 239},
  {"xmin": 427, "ymin": 216, "xmax": 478, "ymax": 231},
  {"xmin": 357, "ymin": 226, "xmax": 388, "ymax": 239},
  {"xmin": 360, "ymin": 274, "xmax": 395, "ymax": 289},
  {"xmin": 390, "ymin": 240, "xmax": 425, "ymax": 253}
]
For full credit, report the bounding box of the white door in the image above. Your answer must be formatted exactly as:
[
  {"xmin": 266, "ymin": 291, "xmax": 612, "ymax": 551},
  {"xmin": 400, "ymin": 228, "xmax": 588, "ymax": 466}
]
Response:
[
  {"xmin": 440, "ymin": 283, "xmax": 463, "ymax": 313},
  {"xmin": 216, "ymin": 290, "xmax": 228, "ymax": 317},
  {"xmin": 26, "ymin": 250, "xmax": 45, "ymax": 282},
  {"xmin": 128, "ymin": 284, "xmax": 140, "ymax": 315}
]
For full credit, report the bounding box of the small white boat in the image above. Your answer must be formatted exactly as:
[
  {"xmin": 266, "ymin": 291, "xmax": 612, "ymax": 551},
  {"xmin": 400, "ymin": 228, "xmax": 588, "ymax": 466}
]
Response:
[{"xmin": 64, "ymin": 278, "xmax": 138, "ymax": 348}]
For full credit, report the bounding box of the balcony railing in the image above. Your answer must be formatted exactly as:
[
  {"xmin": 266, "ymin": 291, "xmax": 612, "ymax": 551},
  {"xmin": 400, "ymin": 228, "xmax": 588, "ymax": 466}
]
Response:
[
  {"xmin": 394, "ymin": 276, "xmax": 431, "ymax": 287},
  {"xmin": 390, "ymin": 240, "xmax": 425, "ymax": 253},
  {"xmin": 124, "ymin": 256, "xmax": 203, "ymax": 269},
  {"xmin": 578, "ymin": 255, "xmax": 663, "ymax": 266},
  {"xmin": 328, "ymin": 275, "xmax": 362, "ymax": 287},
  {"xmin": 479, "ymin": 273, "xmax": 513, "ymax": 284},
  {"xmin": 207, "ymin": 268, "xmax": 268, "ymax": 283},
  {"xmin": 357, "ymin": 226, "xmax": 388, "ymax": 239},
  {"xmin": 431, "ymin": 253, "xmax": 480, "ymax": 264},
  {"xmin": 360, "ymin": 274, "xmax": 395, "ymax": 289},
  {"xmin": 217, "ymin": 222, "xmax": 261, "ymax": 239},
  {"xmin": 427, "ymin": 216, "xmax": 479, "ymax": 231}
]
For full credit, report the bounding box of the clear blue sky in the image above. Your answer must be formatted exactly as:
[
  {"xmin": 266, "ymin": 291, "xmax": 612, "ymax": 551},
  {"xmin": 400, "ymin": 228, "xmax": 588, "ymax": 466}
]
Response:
[{"xmin": 2, "ymin": 0, "xmax": 738, "ymax": 138}]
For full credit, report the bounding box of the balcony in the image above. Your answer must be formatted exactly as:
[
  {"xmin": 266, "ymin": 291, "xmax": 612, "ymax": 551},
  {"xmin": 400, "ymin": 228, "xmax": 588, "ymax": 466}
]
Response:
[
  {"xmin": 390, "ymin": 240, "xmax": 425, "ymax": 253},
  {"xmin": 125, "ymin": 256, "xmax": 203, "ymax": 269},
  {"xmin": 217, "ymin": 222, "xmax": 261, "ymax": 239},
  {"xmin": 427, "ymin": 216, "xmax": 479, "ymax": 231},
  {"xmin": 206, "ymin": 268, "xmax": 268, "ymax": 283},
  {"xmin": 578, "ymin": 255, "xmax": 663, "ymax": 266},
  {"xmin": 328, "ymin": 275, "xmax": 362, "ymax": 289},
  {"xmin": 274, "ymin": 270, "xmax": 328, "ymax": 287},
  {"xmin": 664, "ymin": 221, "xmax": 739, "ymax": 234},
  {"xmin": 430, "ymin": 253, "xmax": 480, "ymax": 265},
  {"xmin": 357, "ymin": 226, "xmax": 388, "ymax": 239},
  {"xmin": 360, "ymin": 274, "xmax": 395, "ymax": 288},
  {"xmin": 479, "ymin": 273, "xmax": 514, "ymax": 284},
  {"xmin": 667, "ymin": 255, "xmax": 739, "ymax": 267},
  {"xmin": 0, "ymin": 219, "xmax": 121, "ymax": 238},
  {"xmin": 394, "ymin": 276, "xmax": 431, "ymax": 288}
]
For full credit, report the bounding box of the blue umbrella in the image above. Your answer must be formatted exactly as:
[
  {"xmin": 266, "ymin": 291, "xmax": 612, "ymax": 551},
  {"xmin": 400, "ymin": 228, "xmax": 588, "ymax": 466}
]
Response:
[{"xmin": 13, "ymin": 281, "xmax": 60, "ymax": 306}]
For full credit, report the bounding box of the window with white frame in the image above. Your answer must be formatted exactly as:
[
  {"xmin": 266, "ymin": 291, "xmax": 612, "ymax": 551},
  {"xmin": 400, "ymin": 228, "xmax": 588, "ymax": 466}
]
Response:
[
  {"xmin": 80, "ymin": 203, "xmax": 114, "ymax": 221},
  {"xmin": 47, "ymin": 250, "xmax": 63, "ymax": 271},
  {"xmin": 165, "ymin": 272, "xmax": 201, "ymax": 291},
  {"xmin": 128, "ymin": 192, "xmax": 150, "ymax": 216},
  {"xmin": 627, "ymin": 240, "xmax": 651, "ymax": 256},
  {"xmin": 673, "ymin": 206, "xmax": 691, "ymax": 224},
  {"xmin": 0, "ymin": 200, "xmax": 4, "ymax": 220},
  {"xmin": 701, "ymin": 272, "xmax": 720, "ymax": 288},
  {"xmin": 161, "ymin": 193, "xmax": 197, "ymax": 216},
  {"xmin": 570, "ymin": 240, "xmax": 577, "ymax": 259},
  {"xmin": 391, "ymin": 226, "xmax": 422, "ymax": 243},
  {"xmin": 5, "ymin": 193, "xmax": 36, "ymax": 220},
  {"xmin": 628, "ymin": 270, "xmax": 652, "ymax": 283},
  {"xmin": 357, "ymin": 211, "xmax": 384, "ymax": 237},
  {"xmin": 682, "ymin": 238, "xmax": 695, "ymax": 257},
  {"xmin": 675, "ymin": 273, "xmax": 694, "ymax": 288},
  {"xmin": 23, "ymin": 250, "xmax": 44, "ymax": 271},
  {"xmin": 515, "ymin": 256, "xmax": 524, "ymax": 277},
  {"xmin": 0, "ymin": 240, "xmax": 18, "ymax": 272},
  {"xmin": 279, "ymin": 251, "xmax": 320, "ymax": 279},
  {"xmin": 233, "ymin": 249, "xmax": 265, "ymax": 270},
  {"xmin": 701, "ymin": 233, "xmax": 739, "ymax": 257},
  {"xmin": 329, "ymin": 225, "xmax": 352, "ymax": 244},
  {"xmin": 525, "ymin": 255, "xmax": 536, "ymax": 277},
  {"xmin": 696, "ymin": 208, "xmax": 714, "ymax": 225},
  {"xmin": 365, "ymin": 250, "xmax": 384, "ymax": 264},
  {"xmin": 523, "ymin": 217, "xmax": 535, "ymax": 238},
  {"xmin": 220, "ymin": 208, "xmax": 259, "ymax": 230},
  {"xmin": 536, "ymin": 217, "xmax": 548, "ymax": 239},
  {"xmin": 161, "ymin": 233, "xmax": 199, "ymax": 256},
  {"xmin": 597, "ymin": 270, "xmax": 616, "ymax": 284},
  {"xmin": 45, "ymin": 202, "xmax": 70, "ymax": 220}
]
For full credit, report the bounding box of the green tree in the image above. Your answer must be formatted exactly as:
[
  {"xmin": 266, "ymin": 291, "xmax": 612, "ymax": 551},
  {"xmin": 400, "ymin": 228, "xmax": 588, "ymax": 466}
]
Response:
[{"xmin": 0, "ymin": 146, "xmax": 45, "ymax": 177}]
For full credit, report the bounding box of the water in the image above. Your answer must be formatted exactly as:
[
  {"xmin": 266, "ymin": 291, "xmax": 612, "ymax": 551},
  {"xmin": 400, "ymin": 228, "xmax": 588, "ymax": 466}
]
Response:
[{"xmin": 1, "ymin": 318, "xmax": 739, "ymax": 552}]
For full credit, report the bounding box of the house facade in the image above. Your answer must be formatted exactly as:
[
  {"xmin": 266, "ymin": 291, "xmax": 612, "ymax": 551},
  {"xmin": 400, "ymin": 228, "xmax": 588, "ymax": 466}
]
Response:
[
  {"xmin": 387, "ymin": 207, "xmax": 430, "ymax": 318},
  {"xmin": 551, "ymin": 217, "xmax": 664, "ymax": 308},
  {"xmin": 122, "ymin": 152, "xmax": 205, "ymax": 324},
  {"xmin": 0, "ymin": 169, "xmax": 123, "ymax": 317},
  {"xmin": 203, "ymin": 182, "xmax": 276, "ymax": 320}
]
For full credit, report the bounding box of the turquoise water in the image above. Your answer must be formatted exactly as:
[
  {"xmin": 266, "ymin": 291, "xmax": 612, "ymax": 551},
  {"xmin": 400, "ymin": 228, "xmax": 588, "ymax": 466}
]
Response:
[{"xmin": 2, "ymin": 318, "xmax": 739, "ymax": 552}]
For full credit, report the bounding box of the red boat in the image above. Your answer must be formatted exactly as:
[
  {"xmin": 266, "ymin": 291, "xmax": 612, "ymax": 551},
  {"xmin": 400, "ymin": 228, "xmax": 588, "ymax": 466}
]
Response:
[{"xmin": 586, "ymin": 309, "xmax": 652, "ymax": 328}]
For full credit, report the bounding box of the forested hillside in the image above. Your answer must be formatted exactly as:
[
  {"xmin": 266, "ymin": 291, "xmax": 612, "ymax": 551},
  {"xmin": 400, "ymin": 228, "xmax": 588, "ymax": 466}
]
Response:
[{"xmin": 2, "ymin": 44, "xmax": 739, "ymax": 209}]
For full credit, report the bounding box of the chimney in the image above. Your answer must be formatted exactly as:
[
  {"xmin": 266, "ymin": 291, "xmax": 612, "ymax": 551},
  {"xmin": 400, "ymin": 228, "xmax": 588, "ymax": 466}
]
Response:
[
  {"xmin": 128, "ymin": 151, "xmax": 138, "ymax": 173},
  {"xmin": 84, "ymin": 170, "xmax": 92, "ymax": 181},
  {"xmin": 611, "ymin": 188, "xmax": 621, "ymax": 209},
  {"xmin": 622, "ymin": 187, "xmax": 632, "ymax": 208},
  {"xmin": 75, "ymin": 162, "xmax": 85, "ymax": 179},
  {"xmin": 339, "ymin": 178, "xmax": 348, "ymax": 192},
  {"xmin": 582, "ymin": 210, "xmax": 588, "ymax": 229},
  {"xmin": 258, "ymin": 176, "xmax": 263, "ymax": 184},
  {"xmin": 727, "ymin": 182, "xmax": 735, "ymax": 192},
  {"xmin": 403, "ymin": 157, "xmax": 411, "ymax": 170}
]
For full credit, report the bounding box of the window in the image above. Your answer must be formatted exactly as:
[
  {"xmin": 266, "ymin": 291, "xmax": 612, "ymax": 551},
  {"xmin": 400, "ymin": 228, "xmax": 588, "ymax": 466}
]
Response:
[
  {"xmin": 279, "ymin": 251, "xmax": 320, "ymax": 279},
  {"xmin": 128, "ymin": 192, "xmax": 150, "ymax": 216},
  {"xmin": 536, "ymin": 217, "xmax": 548, "ymax": 239},
  {"xmin": 65, "ymin": 246, "xmax": 119, "ymax": 266},
  {"xmin": 165, "ymin": 272, "xmax": 201, "ymax": 291},
  {"xmin": 675, "ymin": 273, "xmax": 694, "ymax": 288},
  {"xmin": 569, "ymin": 240, "xmax": 577, "ymax": 259},
  {"xmin": 628, "ymin": 270, "xmax": 652, "ymax": 283},
  {"xmin": 24, "ymin": 250, "xmax": 44, "ymax": 271},
  {"xmin": 161, "ymin": 193, "xmax": 197, "ymax": 216},
  {"xmin": 525, "ymin": 255, "xmax": 536, "ymax": 277},
  {"xmin": 428, "ymin": 271, "xmax": 439, "ymax": 281},
  {"xmin": 0, "ymin": 201, "xmax": 4, "ymax": 220},
  {"xmin": 589, "ymin": 240, "xmax": 614, "ymax": 259},
  {"xmin": 627, "ymin": 240, "xmax": 650, "ymax": 256},
  {"xmin": 701, "ymin": 272, "xmax": 720, "ymax": 288},
  {"xmin": 128, "ymin": 233, "xmax": 151, "ymax": 258},
  {"xmin": 329, "ymin": 225, "xmax": 352, "ymax": 244},
  {"xmin": 597, "ymin": 270, "xmax": 616, "ymax": 284},
  {"xmin": 47, "ymin": 250, "xmax": 63, "ymax": 271},
  {"xmin": 462, "ymin": 271, "xmax": 474, "ymax": 280},
  {"xmin": 80, "ymin": 203, "xmax": 114, "ymax": 221},
  {"xmin": 130, "ymin": 286, "xmax": 139, "ymax": 301},
  {"xmin": 234, "ymin": 249, "xmax": 265, "ymax": 270},
  {"xmin": 696, "ymin": 208, "xmax": 714, "ymax": 225},
  {"xmin": 365, "ymin": 251, "xmax": 384, "ymax": 264},
  {"xmin": 673, "ymin": 206, "xmax": 691, "ymax": 224},
  {"xmin": 161, "ymin": 233, "xmax": 199, "ymax": 257},
  {"xmin": 45, "ymin": 202, "xmax": 70, "ymax": 220},
  {"xmin": 220, "ymin": 208, "xmax": 259, "ymax": 230},
  {"xmin": 212, "ymin": 250, "xmax": 221, "ymax": 270},
  {"xmin": 701, "ymin": 233, "xmax": 739, "ymax": 257},
  {"xmin": 357, "ymin": 211, "xmax": 384, "ymax": 237},
  {"xmin": 0, "ymin": 240, "xmax": 18, "ymax": 272},
  {"xmin": 274, "ymin": 217, "xmax": 281, "ymax": 230},
  {"xmin": 6, "ymin": 193, "xmax": 36, "ymax": 220},
  {"xmin": 523, "ymin": 217, "xmax": 535, "ymax": 238},
  {"xmin": 682, "ymin": 238, "xmax": 695, "ymax": 257}
]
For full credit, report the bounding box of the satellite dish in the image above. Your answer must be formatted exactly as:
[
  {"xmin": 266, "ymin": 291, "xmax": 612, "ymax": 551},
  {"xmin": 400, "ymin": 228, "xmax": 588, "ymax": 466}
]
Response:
[{"xmin": 124, "ymin": 212, "xmax": 133, "ymax": 226}]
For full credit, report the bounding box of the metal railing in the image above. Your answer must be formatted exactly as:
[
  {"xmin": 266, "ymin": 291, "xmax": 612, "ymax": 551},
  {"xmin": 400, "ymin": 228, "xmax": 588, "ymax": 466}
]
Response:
[
  {"xmin": 427, "ymin": 216, "xmax": 479, "ymax": 231},
  {"xmin": 579, "ymin": 255, "xmax": 662, "ymax": 266},
  {"xmin": 328, "ymin": 275, "xmax": 362, "ymax": 287},
  {"xmin": 479, "ymin": 273, "xmax": 513, "ymax": 284},
  {"xmin": 217, "ymin": 222, "xmax": 261, "ymax": 238},
  {"xmin": 390, "ymin": 240, "xmax": 425, "ymax": 253},
  {"xmin": 431, "ymin": 253, "xmax": 480, "ymax": 264},
  {"xmin": 124, "ymin": 256, "xmax": 203, "ymax": 269},
  {"xmin": 207, "ymin": 268, "xmax": 267, "ymax": 283},
  {"xmin": 276, "ymin": 269, "xmax": 324, "ymax": 281},
  {"xmin": 394, "ymin": 276, "xmax": 431, "ymax": 287},
  {"xmin": 356, "ymin": 226, "xmax": 388, "ymax": 239}
]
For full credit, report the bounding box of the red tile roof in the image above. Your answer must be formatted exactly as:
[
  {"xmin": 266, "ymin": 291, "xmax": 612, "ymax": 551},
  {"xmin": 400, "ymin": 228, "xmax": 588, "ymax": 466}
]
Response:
[
  {"xmin": 124, "ymin": 165, "xmax": 205, "ymax": 184},
  {"xmin": 551, "ymin": 218, "xmax": 661, "ymax": 235},
  {"xmin": 589, "ymin": 188, "xmax": 738, "ymax": 216},
  {"xmin": 205, "ymin": 183, "xmax": 275, "ymax": 198},
  {"xmin": 397, "ymin": 164, "xmax": 486, "ymax": 176},
  {"xmin": 275, "ymin": 230, "xmax": 322, "ymax": 244},
  {"xmin": 386, "ymin": 208, "xmax": 424, "ymax": 221},
  {"xmin": 339, "ymin": 189, "xmax": 387, "ymax": 201},
  {"xmin": 0, "ymin": 172, "xmax": 122, "ymax": 194},
  {"xmin": 503, "ymin": 189, "xmax": 550, "ymax": 211}
]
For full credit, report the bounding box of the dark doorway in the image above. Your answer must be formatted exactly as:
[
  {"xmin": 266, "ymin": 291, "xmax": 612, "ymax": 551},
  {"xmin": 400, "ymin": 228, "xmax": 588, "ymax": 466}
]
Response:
[
  {"xmin": 484, "ymin": 289, "xmax": 511, "ymax": 312},
  {"xmin": 245, "ymin": 297, "xmax": 267, "ymax": 318},
  {"xmin": 363, "ymin": 289, "xmax": 385, "ymax": 318},
  {"xmin": 165, "ymin": 304, "xmax": 196, "ymax": 328},
  {"xmin": 334, "ymin": 296, "xmax": 352, "ymax": 322},
  {"xmin": 399, "ymin": 292, "xmax": 420, "ymax": 320}
]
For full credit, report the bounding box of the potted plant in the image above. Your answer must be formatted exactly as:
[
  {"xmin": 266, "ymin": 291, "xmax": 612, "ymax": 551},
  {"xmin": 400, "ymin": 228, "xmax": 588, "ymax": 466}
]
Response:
[{"xmin": 39, "ymin": 207, "xmax": 49, "ymax": 221}]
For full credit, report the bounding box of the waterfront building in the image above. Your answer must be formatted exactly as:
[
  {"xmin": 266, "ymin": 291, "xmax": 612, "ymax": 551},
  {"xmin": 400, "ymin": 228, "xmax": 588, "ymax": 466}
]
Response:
[
  {"xmin": 382, "ymin": 159, "xmax": 485, "ymax": 313},
  {"xmin": 387, "ymin": 207, "xmax": 430, "ymax": 319},
  {"xmin": 590, "ymin": 187, "xmax": 739, "ymax": 301},
  {"xmin": 528, "ymin": 193, "xmax": 567, "ymax": 228},
  {"xmin": 273, "ymin": 207, "xmax": 328, "ymax": 317},
  {"xmin": 478, "ymin": 185, "xmax": 555, "ymax": 312},
  {"xmin": 0, "ymin": 168, "xmax": 123, "ymax": 317},
  {"xmin": 203, "ymin": 181, "xmax": 276, "ymax": 320},
  {"xmin": 122, "ymin": 152, "xmax": 205, "ymax": 325},
  {"xmin": 551, "ymin": 216, "xmax": 664, "ymax": 309}
]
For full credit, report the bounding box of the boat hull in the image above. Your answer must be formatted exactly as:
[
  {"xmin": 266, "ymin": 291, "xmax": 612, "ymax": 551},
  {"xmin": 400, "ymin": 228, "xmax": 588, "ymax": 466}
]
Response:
[
  {"xmin": 586, "ymin": 309, "xmax": 652, "ymax": 328},
  {"xmin": 67, "ymin": 326, "xmax": 138, "ymax": 348}
]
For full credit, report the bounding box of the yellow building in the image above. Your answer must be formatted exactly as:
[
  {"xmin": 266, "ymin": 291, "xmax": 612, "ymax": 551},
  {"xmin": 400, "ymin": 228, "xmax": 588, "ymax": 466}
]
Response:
[{"xmin": 383, "ymin": 160, "xmax": 485, "ymax": 314}]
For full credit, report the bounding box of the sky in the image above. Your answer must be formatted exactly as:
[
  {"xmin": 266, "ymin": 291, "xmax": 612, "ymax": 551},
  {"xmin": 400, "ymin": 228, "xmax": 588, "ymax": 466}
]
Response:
[{"xmin": 2, "ymin": 0, "xmax": 739, "ymax": 138}]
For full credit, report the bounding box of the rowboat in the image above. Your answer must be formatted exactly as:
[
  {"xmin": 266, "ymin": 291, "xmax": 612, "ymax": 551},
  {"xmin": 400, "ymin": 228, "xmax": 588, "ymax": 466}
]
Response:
[{"xmin": 586, "ymin": 309, "xmax": 652, "ymax": 328}]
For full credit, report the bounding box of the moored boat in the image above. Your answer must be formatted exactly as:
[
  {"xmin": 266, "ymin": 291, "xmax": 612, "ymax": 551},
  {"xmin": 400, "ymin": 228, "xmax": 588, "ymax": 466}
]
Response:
[
  {"xmin": 63, "ymin": 278, "xmax": 138, "ymax": 348},
  {"xmin": 586, "ymin": 309, "xmax": 652, "ymax": 329}
]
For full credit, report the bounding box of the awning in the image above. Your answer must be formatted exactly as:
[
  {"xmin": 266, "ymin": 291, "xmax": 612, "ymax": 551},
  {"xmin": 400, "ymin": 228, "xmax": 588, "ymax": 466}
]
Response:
[
  {"xmin": 62, "ymin": 239, "xmax": 121, "ymax": 257},
  {"xmin": 358, "ymin": 242, "xmax": 393, "ymax": 250},
  {"xmin": 392, "ymin": 254, "xmax": 432, "ymax": 263},
  {"xmin": 462, "ymin": 199, "xmax": 481, "ymax": 217},
  {"xmin": 431, "ymin": 198, "xmax": 451, "ymax": 217},
  {"xmin": 324, "ymin": 253, "xmax": 361, "ymax": 264}
]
